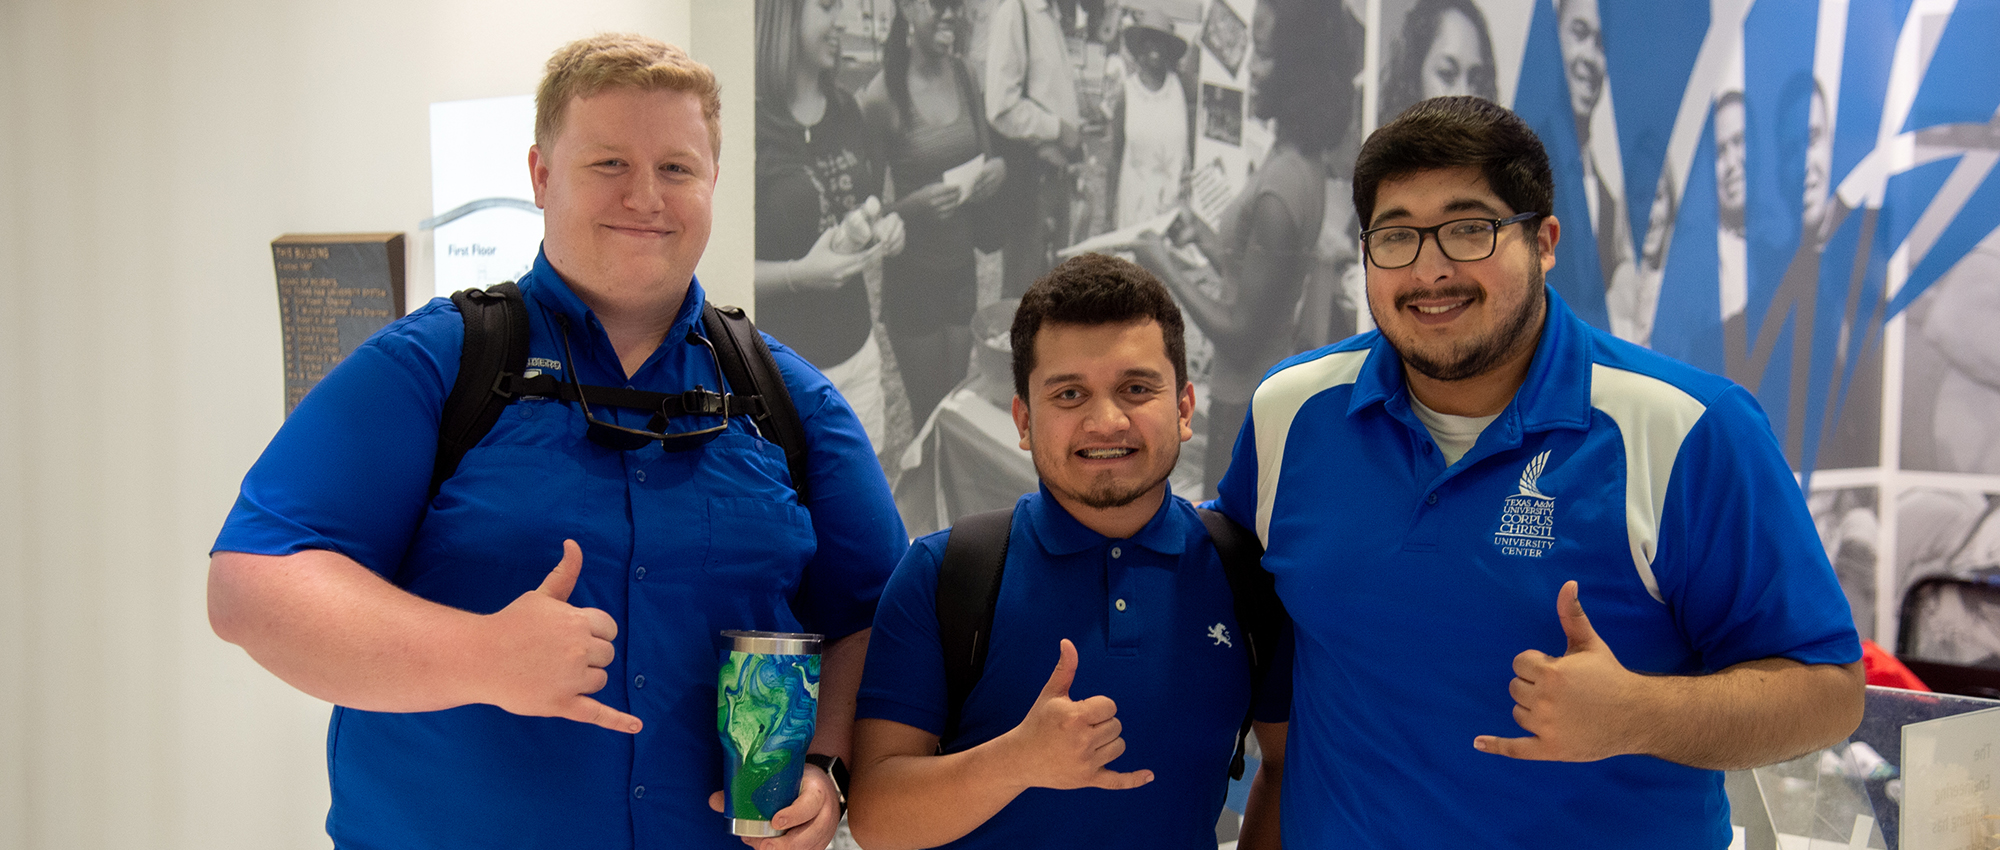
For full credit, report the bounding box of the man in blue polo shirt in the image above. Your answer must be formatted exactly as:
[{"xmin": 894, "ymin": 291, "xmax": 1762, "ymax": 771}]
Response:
[
  {"xmin": 1212, "ymin": 96, "xmax": 1864, "ymax": 848},
  {"xmin": 846, "ymin": 253, "xmax": 1288, "ymax": 850},
  {"xmin": 206, "ymin": 34, "xmax": 906, "ymax": 850}
]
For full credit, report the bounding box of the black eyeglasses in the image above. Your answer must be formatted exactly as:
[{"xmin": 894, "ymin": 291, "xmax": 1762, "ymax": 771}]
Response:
[
  {"xmin": 1360, "ymin": 211, "xmax": 1543, "ymax": 269},
  {"xmin": 554, "ymin": 316, "xmax": 731, "ymax": 452}
]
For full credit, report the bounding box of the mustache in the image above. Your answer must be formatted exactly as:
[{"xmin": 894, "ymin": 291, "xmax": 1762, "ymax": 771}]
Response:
[{"xmin": 1395, "ymin": 285, "xmax": 1483, "ymax": 310}]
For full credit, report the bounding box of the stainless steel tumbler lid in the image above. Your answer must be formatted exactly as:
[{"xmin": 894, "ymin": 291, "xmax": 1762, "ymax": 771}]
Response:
[{"xmin": 722, "ymin": 630, "xmax": 823, "ymax": 655}]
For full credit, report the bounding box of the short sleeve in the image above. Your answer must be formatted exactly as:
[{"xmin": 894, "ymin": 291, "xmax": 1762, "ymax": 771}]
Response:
[
  {"xmin": 211, "ymin": 301, "xmax": 461, "ymax": 576},
  {"xmin": 1212, "ymin": 405, "xmax": 1261, "ymax": 534},
  {"xmin": 1655, "ymin": 386, "xmax": 1862, "ymax": 671},
  {"xmin": 772, "ymin": 338, "xmax": 910, "ymax": 641},
  {"xmin": 855, "ymin": 534, "xmax": 952, "ymax": 735}
]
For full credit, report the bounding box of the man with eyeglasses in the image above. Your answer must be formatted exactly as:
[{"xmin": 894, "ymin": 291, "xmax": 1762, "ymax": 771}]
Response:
[
  {"xmin": 1205, "ymin": 96, "xmax": 1863, "ymax": 847},
  {"xmin": 207, "ymin": 34, "xmax": 906, "ymax": 850}
]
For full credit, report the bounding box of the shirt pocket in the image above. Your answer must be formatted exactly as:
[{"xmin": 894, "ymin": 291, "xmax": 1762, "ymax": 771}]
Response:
[
  {"xmin": 702, "ymin": 496, "xmax": 817, "ymax": 599},
  {"xmin": 696, "ymin": 433, "xmax": 817, "ymax": 597}
]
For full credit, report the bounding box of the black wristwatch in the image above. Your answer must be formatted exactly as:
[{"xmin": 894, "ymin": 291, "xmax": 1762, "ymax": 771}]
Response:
[{"xmin": 804, "ymin": 753, "xmax": 849, "ymax": 817}]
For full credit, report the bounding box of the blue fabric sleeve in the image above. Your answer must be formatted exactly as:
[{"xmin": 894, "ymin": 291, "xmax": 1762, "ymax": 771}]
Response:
[
  {"xmin": 770, "ymin": 336, "xmax": 910, "ymax": 641},
  {"xmin": 1213, "ymin": 405, "xmax": 1261, "ymax": 534},
  {"xmin": 854, "ymin": 532, "xmax": 952, "ymax": 735},
  {"xmin": 1656, "ymin": 384, "xmax": 1863, "ymax": 671},
  {"xmin": 212, "ymin": 300, "xmax": 461, "ymax": 575}
]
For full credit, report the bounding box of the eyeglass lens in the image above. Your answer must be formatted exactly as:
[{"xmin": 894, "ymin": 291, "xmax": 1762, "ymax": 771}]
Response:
[{"xmin": 1366, "ymin": 219, "xmax": 1503, "ymax": 268}]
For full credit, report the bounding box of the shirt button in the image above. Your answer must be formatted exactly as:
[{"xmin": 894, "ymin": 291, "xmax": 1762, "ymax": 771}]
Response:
[
  {"xmin": 1110, "ymin": 547, "xmax": 1122, "ymax": 559},
  {"xmin": 635, "ymin": 470, "xmax": 647, "ymax": 482},
  {"xmin": 1115, "ymin": 598, "xmax": 1127, "ymax": 612},
  {"xmin": 634, "ymin": 674, "xmax": 646, "ymax": 688},
  {"xmin": 1426, "ymin": 493, "xmax": 1439, "ymax": 505},
  {"xmin": 636, "ymin": 566, "xmax": 648, "ymax": 580},
  {"xmin": 633, "ymin": 786, "xmax": 645, "ymax": 798}
]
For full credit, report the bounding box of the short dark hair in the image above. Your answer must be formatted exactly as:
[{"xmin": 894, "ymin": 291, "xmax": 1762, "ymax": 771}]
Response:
[
  {"xmin": 1353, "ymin": 96, "xmax": 1554, "ymax": 227},
  {"xmin": 1011, "ymin": 253, "xmax": 1187, "ymax": 400}
]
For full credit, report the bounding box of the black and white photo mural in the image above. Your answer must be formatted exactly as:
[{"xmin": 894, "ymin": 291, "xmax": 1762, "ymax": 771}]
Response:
[{"xmin": 753, "ymin": 0, "xmax": 2000, "ymax": 644}]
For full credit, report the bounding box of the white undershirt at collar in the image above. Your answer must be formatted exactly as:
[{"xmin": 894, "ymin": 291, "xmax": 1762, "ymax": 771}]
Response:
[{"xmin": 1408, "ymin": 393, "xmax": 1499, "ymax": 466}]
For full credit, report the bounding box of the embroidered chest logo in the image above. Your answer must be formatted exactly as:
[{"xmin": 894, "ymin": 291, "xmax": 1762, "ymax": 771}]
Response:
[
  {"xmin": 1493, "ymin": 450, "xmax": 1558, "ymax": 558},
  {"xmin": 522, "ymin": 356, "xmax": 562, "ymax": 379},
  {"xmin": 1208, "ymin": 623, "xmax": 1232, "ymax": 647}
]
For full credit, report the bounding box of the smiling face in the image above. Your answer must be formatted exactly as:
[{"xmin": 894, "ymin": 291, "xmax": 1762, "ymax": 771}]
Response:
[
  {"xmin": 1421, "ymin": 9, "xmax": 1489, "ymax": 99},
  {"xmin": 801, "ymin": 0, "xmax": 845, "ymax": 72},
  {"xmin": 904, "ymin": 0, "xmax": 959, "ymax": 58},
  {"xmin": 1557, "ymin": 0, "xmax": 1605, "ymax": 124},
  {"xmin": 1365, "ymin": 166, "xmax": 1555, "ymax": 410},
  {"xmin": 1127, "ymin": 27, "xmax": 1176, "ymax": 88},
  {"xmin": 530, "ymin": 86, "xmax": 717, "ymax": 314},
  {"xmin": 1012, "ymin": 319, "xmax": 1194, "ymax": 530}
]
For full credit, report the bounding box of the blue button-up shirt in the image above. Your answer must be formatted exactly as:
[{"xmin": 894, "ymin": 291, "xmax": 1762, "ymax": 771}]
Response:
[
  {"xmin": 858, "ymin": 485, "xmax": 1289, "ymax": 849},
  {"xmin": 216, "ymin": 250, "xmax": 907, "ymax": 849}
]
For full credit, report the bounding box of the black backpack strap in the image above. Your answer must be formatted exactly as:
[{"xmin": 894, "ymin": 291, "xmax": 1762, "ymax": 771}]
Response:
[
  {"xmin": 1200, "ymin": 507, "xmax": 1281, "ymax": 781},
  {"xmin": 936, "ymin": 507, "xmax": 1015, "ymax": 751},
  {"xmin": 703, "ymin": 303, "xmax": 811, "ymax": 504},
  {"xmin": 433, "ymin": 282, "xmax": 529, "ymax": 500}
]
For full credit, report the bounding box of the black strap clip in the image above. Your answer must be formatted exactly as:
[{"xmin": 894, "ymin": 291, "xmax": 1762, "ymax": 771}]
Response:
[{"xmin": 677, "ymin": 386, "xmax": 728, "ymax": 417}]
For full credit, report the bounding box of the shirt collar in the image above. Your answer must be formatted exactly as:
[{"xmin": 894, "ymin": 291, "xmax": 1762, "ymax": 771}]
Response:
[
  {"xmin": 1023, "ymin": 482, "xmax": 1191, "ymax": 557},
  {"xmin": 1346, "ymin": 284, "xmax": 1593, "ymax": 435},
  {"xmin": 517, "ymin": 246, "xmax": 709, "ymax": 344}
]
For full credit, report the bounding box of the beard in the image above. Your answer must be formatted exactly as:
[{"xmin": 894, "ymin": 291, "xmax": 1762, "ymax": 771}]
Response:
[
  {"xmin": 1072, "ymin": 476, "xmax": 1165, "ymax": 510},
  {"xmin": 1375, "ymin": 261, "xmax": 1547, "ymax": 383},
  {"xmin": 1030, "ymin": 444, "xmax": 1179, "ymax": 512}
]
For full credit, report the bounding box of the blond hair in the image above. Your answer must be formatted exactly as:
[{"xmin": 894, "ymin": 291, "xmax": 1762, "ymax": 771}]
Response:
[{"xmin": 536, "ymin": 33, "xmax": 722, "ymax": 157}]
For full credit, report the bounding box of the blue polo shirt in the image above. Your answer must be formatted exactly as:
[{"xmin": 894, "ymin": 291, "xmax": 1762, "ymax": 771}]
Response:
[
  {"xmin": 214, "ymin": 250, "xmax": 907, "ymax": 850},
  {"xmin": 857, "ymin": 485, "xmax": 1290, "ymax": 850},
  {"xmin": 1214, "ymin": 288, "xmax": 1860, "ymax": 849}
]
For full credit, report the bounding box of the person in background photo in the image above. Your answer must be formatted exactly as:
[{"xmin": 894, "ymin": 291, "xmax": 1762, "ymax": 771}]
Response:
[
  {"xmin": 1607, "ymin": 162, "xmax": 1674, "ymax": 345},
  {"xmin": 986, "ymin": 0, "xmax": 1086, "ymax": 299},
  {"xmin": 1104, "ymin": 8, "xmax": 1191, "ymax": 230},
  {"xmin": 860, "ymin": 0, "xmax": 1010, "ymax": 426},
  {"xmin": 209, "ymin": 33, "xmax": 909, "ymax": 850},
  {"xmin": 1555, "ymin": 0, "xmax": 1634, "ymax": 299},
  {"xmin": 1713, "ymin": 89, "xmax": 1749, "ymax": 329},
  {"xmin": 1122, "ymin": 0, "xmax": 1362, "ymax": 499},
  {"xmin": 756, "ymin": 0, "xmax": 909, "ymax": 451},
  {"xmin": 1379, "ymin": 0, "xmax": 1499, "ymax": 123}
]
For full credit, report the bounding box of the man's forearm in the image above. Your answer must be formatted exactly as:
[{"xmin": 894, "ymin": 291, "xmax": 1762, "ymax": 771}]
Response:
[
  {"xmin": 1639, "ymin": 659, "xmax": 1865, "ymax": 771},
  {"xmin": 847, "ymin": 720, "xmax": 1032, "ymax": 850},
  {"xmin": 207, "ymin": 549, "xmax": 493, "ymax": 712},
  {"xmin": 1237, "ymin": 721, "xmax": 1287, "ymax": 850},
  {"xmin": 808, "ymin": 629, "xmax": 870, "ymax": 760}
]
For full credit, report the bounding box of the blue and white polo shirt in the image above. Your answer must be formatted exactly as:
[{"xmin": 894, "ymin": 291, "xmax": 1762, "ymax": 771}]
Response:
[{"xmin": 1213, "ymin": 287, "xmax": 1860, "ymax": 849}]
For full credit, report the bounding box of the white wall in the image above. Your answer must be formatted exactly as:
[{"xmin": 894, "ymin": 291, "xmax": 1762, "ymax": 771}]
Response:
[{"xmin": 0, "ymin": 1, "xmax": 755, "ymax": 847}]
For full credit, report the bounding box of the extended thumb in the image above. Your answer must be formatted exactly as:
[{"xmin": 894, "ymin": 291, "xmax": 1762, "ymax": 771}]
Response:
[
  {"xmin": 1040, "ymin": 638, "xmax": 1078, "ymax": 699},
  {"xmin": 537, "ymin": 540, "xmax": 583, "ymax": 601},
  {"xmin": 1557, "ymin": 580, "xmax": 1600, "ymax": 653}
]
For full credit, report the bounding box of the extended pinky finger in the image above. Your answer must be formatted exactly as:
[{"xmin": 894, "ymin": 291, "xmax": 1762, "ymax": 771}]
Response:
[
  {"xmin": 1472, "ymin": 734, "xmax": 1545, "ymax": 760},
  {"xmin": 566, "ymin": 697, "xmax": 643, "ymax": 734}
]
